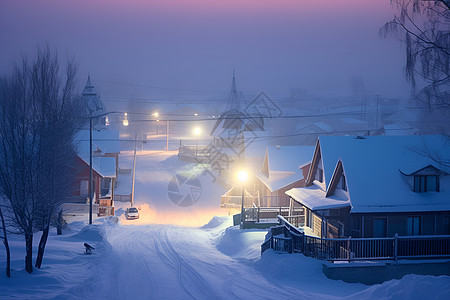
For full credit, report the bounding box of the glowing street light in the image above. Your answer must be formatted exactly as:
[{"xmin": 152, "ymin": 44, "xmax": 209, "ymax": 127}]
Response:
[
  {"xmin": 122, "ymin": 112, "xmax": 129, "ymax": 127},
  {"xmin": 238, "ymin": 170, "xmax": 248, "ymax": 183},
  {"xmin": 193, "ymin": 127, "xmax": 201, "ymax": 136},
  {"xmin": 238, "ymin": 170, "xmax": 248, "ymax": 229}
]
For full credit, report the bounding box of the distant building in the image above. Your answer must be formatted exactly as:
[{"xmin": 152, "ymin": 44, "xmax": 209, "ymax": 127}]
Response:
[{"xmin": 82, "ymin": 75, "xmax": 107, "ymax": 127}]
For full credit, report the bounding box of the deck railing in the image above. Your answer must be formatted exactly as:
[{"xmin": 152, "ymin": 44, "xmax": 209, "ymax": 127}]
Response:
[
  {"xmin": 98, "ymin": 206, "xmax": 114, "ymax": 217},
  {"xmin": 243, "ymin": 207, "xmax": 304, "ymax": 225},
  {"xmin": 262, "ymin": 215, "xmax": 450, "ymax": 261}
]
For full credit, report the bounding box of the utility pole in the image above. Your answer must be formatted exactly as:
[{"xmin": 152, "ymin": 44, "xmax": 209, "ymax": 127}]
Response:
[
  {"xmin": 376, "ymin": 94, "xmax": 380, "ymax": 130},
  {"xmin": 89, "ymin": 117, "xmax": 93, "ymax": 225},
  {"xmin": 131, "ymin": 133, "xmax": 137, "ymax": 207},
  {"xmin": 166, "ymin": 118, "xmax": 169, "ymax": 152}
]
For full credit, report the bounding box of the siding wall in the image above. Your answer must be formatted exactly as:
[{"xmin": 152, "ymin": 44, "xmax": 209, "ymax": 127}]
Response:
[
  {"xmin": 359, "ymin": 212, "xmax": 450, "ymax": 237},
  {"xmin": 313, "ymin": 213, "xmax": 322, "ymax": 237}
]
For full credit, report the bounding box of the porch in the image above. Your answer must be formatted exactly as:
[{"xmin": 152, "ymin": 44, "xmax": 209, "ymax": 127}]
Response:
[{"xmin": 261, "ymin": 216, "xmax": 450, "ymax": 262}]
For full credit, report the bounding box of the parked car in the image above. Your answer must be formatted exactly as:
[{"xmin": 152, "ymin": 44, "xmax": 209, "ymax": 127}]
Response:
[{"xmin": 125, "ymin": 207, "xmax": 139, "ymax": 220}]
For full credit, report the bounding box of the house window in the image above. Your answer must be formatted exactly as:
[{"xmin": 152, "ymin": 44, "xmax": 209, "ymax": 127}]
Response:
[
  {"xmin": 100, "ymin": 178, "xmax": 111, "ymax": 196},
  {"xmin": 443, "ymin": 216, "xmax": 450, "ymax": 235},
  {"xmin": 316, "ymin": 167, "xmax": 323, "ymax": 183},
  {"xmin": 341, "ymin": 174, "xmax": 347, "ymax": 191},
  {"xmin": 351, "ymin": 215, "xmax": 361, "ymax": 237},
  {"xmin": 407, "ymin": 216, "xmax": 421, "ymax": 235},
  {"xmin": 80, "ymin": 180, "xmax": 89, "ymax": 197},
  {"xmin": 338, "ymin": 222, "xmax": 344, "ymax": 238},
  {"xmin": 306, "ymin": 209, "xmax": 313, "ymax": 229},
  {"xmin": 373, "ymin": 218, "xmax": 387, "ymax": 237},
  {"xmin": 414, "ymin": 175, "xmax": 439, "ymax": 192}
]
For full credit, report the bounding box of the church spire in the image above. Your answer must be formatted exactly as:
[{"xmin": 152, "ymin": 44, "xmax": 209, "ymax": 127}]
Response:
[
  {"xmin": 83, "ymin": 74, "xmax": 97, "ymax": 96},
  {"xmin": 226, "ymin": 70, "xmax": 243, "ymax": 112},
  {"xmin": 82, "ymin": 75, "xmax": 104, "ymax": 114}
]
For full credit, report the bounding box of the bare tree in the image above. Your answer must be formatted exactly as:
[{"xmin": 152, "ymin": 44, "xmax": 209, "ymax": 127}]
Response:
[
  {"xmin": 380, "ymin": 0, "xmax": 449, "ymax": 109},
  {"xmin": 0, "ymin": 46, "xmax": 85, "ymax": 273},
  {"xmin": 0, "ymin": 206, "xmax": 10, "ymax": 277}
]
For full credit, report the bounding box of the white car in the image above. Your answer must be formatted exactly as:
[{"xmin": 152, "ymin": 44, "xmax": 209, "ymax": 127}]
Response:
[{"xmin": 125, "ymin": 207, "xmax": 139, "ymax": 220}]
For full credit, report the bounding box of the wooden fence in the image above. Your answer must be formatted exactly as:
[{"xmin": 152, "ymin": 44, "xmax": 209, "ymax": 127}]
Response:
[{"xmin": 261, "ymin": 215, "xmax": 450, "ymax": 261}]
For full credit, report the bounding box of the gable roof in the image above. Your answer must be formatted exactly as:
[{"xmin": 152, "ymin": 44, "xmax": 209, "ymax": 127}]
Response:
[
  {"xmin": 74, "ymin": 128, "xmax": 120, "ymax": 155},
  {"xmin": 78, "ymin": 154, "xmax": 116, "ymax": 178},
  {"xmin": 256, "ymin": 146, "xmax": 314, "ymax": 192},
  {"xmin": 291, "ymin": 135, "xmax": 450, "ymax": 213}
]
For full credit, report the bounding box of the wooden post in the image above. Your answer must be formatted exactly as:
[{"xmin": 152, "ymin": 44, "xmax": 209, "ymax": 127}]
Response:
[
  {"xmin": 394, "ymin": 233, "xmax": 398, "ymax": 262},
  {"xmin": 257, "ymin": 207, "xmax": 260, "ymax": 223},
  {"xmin": 347, "ymin": 236, "xmax": 351, "ymax": 262}
]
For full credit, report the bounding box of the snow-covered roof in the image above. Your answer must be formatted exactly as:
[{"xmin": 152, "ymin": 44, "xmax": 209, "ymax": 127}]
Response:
[
  {"xmin": 286, "ymin": 185, "xmax": 350, "ymax": 211},
  {"xmin": 78, "ymin": 154, "xmax": 116, "ymax": 178},
  {"xmin": 256, "ymin": 171, "xmax": 304, "ymax": 193},
  {"xmin": 256, "ymin": 146, "xmax": 314, "ymax": 192},
  {"xmin": 316, "ymin": 135, "xmax": 450, "ymax": 213},
  {"xmin": 74, "ymin": 128, "xmax": 120, "ymax": 154},
  {"xmin": 266, "ymin": 146, "xmax": 314, "ymax": 172}
]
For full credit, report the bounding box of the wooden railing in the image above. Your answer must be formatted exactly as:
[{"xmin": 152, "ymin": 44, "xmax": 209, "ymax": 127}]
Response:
[
  {"xmin": 98, "ymin": 206, "xmax": 114, "ymax": 217},
  {"xmin": 262, "ymin": 215, "xmax": 450, "ymax": 261},
  {"xmin": 243, "ymin": 207, "xmax": 304, "ymax": 225}
]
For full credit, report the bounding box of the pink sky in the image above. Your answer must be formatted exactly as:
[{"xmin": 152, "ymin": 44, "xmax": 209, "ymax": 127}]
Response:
[{"xmin": 0, "ymin": 0, "xmax": 408, "ymax": 97}]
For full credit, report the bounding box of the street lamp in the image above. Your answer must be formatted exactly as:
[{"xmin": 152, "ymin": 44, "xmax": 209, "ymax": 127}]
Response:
[
  {"xmin": 238, "ymin": 170, "xmax": 248, "ymax": 229},
  {"xmin": 122, "ymin": 112, "xmax": 129, "ymax": 127},
  {"xmin": 89, "ymin": 111, "xmax": 117, "ymax": 225},
  {"xmin": 193, "ymin": 127, "xmax": 201, "ymax": 156}
]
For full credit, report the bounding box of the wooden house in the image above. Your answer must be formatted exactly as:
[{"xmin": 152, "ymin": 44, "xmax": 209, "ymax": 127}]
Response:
[
  {"xmin": 286, "ymin": 135, "xmax": 450, "ymax": 238},
  {"xmin": 71, "ymin": 155, "xmax": 117, "ymax": 216}
]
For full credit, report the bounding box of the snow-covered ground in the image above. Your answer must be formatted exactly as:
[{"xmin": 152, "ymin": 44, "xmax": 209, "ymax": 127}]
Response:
[{"xmin": 1, "ymin": 143, "xmax": 450, "ymax": 299}]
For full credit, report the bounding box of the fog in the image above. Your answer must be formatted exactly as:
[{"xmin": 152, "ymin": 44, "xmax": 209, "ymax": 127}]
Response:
[{"xmin": 1, "ymin": 0, "xmax": 410, "ymax": 100}]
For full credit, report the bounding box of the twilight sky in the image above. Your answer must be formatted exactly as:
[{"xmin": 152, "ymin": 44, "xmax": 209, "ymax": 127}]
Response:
[{"xmin": 0, "ymin": 0, "xmax": 410, "ymax": 100}]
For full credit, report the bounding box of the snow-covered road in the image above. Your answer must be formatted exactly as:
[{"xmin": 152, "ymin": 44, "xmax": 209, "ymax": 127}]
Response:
[
  {"xmin": 2, "ymin": 147, "xmax": 450, "ymax": 299},
  {"xmin": 94, "ymin": 219, "xmax": 359, "ymax": 300}
]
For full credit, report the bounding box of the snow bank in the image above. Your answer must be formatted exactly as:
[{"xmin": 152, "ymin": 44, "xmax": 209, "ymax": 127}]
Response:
[
  {"xmin": 256, "ymin": 250, "xmax": 450, "ymax": 299},
  {"xmin": 350, "ymin": 274, "xmax": 450, "ymax": 300},
  {"xmin": 201, "ymin": 216, "xmax": 228, "ymax": 229},
  {"xmin": 216, "ymin": 225, "xmax": 267, "ymax": 260},
  {"xmin": 72, "ymin": 224, "xmax": 106, "ymax": 242}
]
